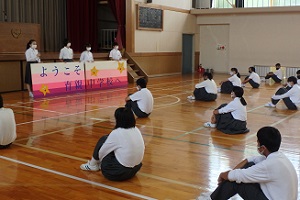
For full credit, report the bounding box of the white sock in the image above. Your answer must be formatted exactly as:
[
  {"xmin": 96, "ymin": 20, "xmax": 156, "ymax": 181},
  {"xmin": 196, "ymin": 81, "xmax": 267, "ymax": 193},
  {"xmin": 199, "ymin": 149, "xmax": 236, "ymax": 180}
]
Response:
[{"xmin": 89, "ymin": 157, "xmax": 99, "ymax": 166}]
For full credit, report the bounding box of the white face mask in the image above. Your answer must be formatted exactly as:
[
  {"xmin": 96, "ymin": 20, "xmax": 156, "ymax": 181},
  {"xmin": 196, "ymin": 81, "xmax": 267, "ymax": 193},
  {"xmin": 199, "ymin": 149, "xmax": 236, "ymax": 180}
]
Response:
[
  {"xmin": 136, "ymin": 86, "xmax": 140, "ymax": 91},
  {"xmin": 287, "ymin": 82, "xmax": 292, "ymax": 87},
  {"xmin": 257, "ymin": 146, "xmax": 264, "ymax": 155},
  {"xmin": 67, "ymin": 43, "xmax": 71, "ymax": 47},
  {"xmin": 32, "ymin": 44, "xmax": 37, "ymax": 49},
  {"xmin": 114, "ymin": 46, "xmax": 119, "ymax": 50},
  {"xmin": 229, "ymin": 72, "xmax": 234, "ymax": 75},
  {"xmin": 230, "ymin": 92, "xmax": 235, "ymax": 98},
  {"xmin": 86, "ymin": 47, "xmax": 91, "ymax": 51}
]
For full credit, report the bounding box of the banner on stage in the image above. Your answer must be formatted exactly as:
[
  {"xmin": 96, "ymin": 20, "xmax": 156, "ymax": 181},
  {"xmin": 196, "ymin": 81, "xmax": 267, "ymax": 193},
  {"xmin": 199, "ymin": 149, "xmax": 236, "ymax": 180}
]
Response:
[{"xmin": 85, "ymin": 61, "xmax": 127, "ymax": 91}]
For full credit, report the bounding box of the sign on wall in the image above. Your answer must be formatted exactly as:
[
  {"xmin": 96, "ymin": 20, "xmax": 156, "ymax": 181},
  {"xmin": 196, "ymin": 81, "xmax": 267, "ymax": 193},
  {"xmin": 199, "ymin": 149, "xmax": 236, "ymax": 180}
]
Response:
[
  {"xmin": 31, "ymin": 62, "xmax": 85, "ymax": 98},
  {"xmin": 137, "ymin": 5, "xmax": 163, "ymax": 31}
]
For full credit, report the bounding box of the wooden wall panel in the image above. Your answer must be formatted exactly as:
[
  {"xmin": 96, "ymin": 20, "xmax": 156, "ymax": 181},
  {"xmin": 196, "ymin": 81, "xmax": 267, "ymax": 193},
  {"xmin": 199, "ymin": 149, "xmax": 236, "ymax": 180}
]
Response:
[
  {"xmin": 0, "ymin": 61, "xmax": 22, "ymax": 92},
  {"xmin": 0, "ymin": 22, "xmax": 41, "ymax": 53}
]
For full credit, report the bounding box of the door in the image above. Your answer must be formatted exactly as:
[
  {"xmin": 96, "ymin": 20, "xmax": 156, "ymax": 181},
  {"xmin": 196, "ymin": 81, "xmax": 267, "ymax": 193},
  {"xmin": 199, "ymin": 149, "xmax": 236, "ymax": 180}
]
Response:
[{"xmin": 182, "ymin": 34, "xmax": 194, "ymax": 74}]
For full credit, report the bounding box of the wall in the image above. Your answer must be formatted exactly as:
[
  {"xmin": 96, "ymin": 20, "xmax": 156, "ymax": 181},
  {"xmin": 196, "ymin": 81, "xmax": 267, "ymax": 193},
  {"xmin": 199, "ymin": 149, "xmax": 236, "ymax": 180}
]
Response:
[
  {"xmin": 126, "ymin": 0, "xmax": 199, "ymax": 76},
  {"xmin": 192, "ymin": 7, "xmax": 300, "ymax": 74}
]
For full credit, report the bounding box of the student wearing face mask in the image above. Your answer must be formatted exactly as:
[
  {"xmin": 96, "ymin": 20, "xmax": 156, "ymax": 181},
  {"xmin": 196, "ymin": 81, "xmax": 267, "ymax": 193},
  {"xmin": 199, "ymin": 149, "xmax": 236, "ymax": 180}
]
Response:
[
  {"xmin": 25, "ymin": 39, "xmax": 41, "ymax": 98},
  {"xmin": 80, "ymin": 43, "xmax": 94, "ymax": 63},
  {"xmin": 263, "ymin": 63, "xmax": 283, "ymax": 83},
  {"xmin": 125, "ymin": 78, "xmax": 153, "ymax": 118},
  {"xmin": 197, "ymin": 126, "xmax": 298, "ymax": 200},
  {"xmin": 109, "ymin": 43, "xmax": 122, "ymax": 61},
  {"xmin": 218, "ymin": 68, "xmax": 241, "ymax": 94},
  {"xmin": 265, "ymin": 76, "xmax": 300, "ymax": 110},
  {"xmin": 187, "ymin": 72, "xmax": 217, "ymax": 101},
  {"xmin": 242, "ymin": 67, "xmax": 261, "ymax": 88},
  {"xmin": 204, "ymin": 86, "xmax": 249, "ymax": 134},
  {"xmin": 59, "ymin": 39, "xmax": 73, "ymax": 62}
]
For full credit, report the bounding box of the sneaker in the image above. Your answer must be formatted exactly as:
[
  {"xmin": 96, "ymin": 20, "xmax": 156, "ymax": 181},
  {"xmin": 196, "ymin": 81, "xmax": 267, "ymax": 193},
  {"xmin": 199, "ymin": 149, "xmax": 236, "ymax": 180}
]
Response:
[
  {"xmin": 217, "ymin": 88, "xmax": 221, "ymax": 93},
  {"xmin": 80, "ymin": 161, "xmax": 100, "ymax": 171},
  {"xmin": 187, "ymin": 95, "xmax": 195, "ymax": 100},
  {"xmin": 29, "ymin": 92, "xmax": 34, "ymax": 98},
  {"xmin": 261, "ymin": 77, "xmax": 265, "ymax": 82},
  {"xmin": 204, "ymin": 122, "xmax": 216, "ymax": 128},
  {"xmin": 197, "ymin": 192, "xmax": 212, "ymax": 200},
  {"xmin": 264, "ymin": 102, "xmax": 276, "ymax": 108}
]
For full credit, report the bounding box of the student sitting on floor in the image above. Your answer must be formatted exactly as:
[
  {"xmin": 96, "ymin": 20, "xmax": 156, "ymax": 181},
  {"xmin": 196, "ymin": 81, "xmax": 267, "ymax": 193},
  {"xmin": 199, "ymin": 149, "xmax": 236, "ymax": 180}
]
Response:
[
  {"xmin": 265, "ymin": 76, "xmax": 300, "ymax": 110},
  {"xmin": 264, "ymin": 63, "xmax": 283, "ymax": 83},
  {"xmin": 197, "ymin": 126, "xmax": 298, "ymax": 200},
  {"xmin": 218, "ymin": 68, "xmax": 241, "ymax": 94},
  {"xmin": 242, "ymin": 67, "xmax": 261, "ymax": 88},
  {"xmin": 80, "ymin": 107, "xmax": 145, "ymax": 181},
  {"xmin": 125, "ymin": 78, "xmax": 154, "ymax": 118},
  {"xmin": 187, "ymin": 72, "xmax": 217, "ymax": 101},
  {"xmin": 204, "ymin": 86, "xmax": 249, "ymax": 134},
  {"xmin": 297, "ymin": 70, "xmax": 300, "ymax": 85},
  {"xmin": 0, "ymin": 95, "xmax": 17, "ymax": 149}
]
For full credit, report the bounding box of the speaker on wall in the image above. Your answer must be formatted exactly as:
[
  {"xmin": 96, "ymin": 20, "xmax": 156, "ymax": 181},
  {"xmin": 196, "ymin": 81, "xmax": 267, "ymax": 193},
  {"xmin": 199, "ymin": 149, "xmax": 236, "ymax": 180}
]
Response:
[{"xmin": 147, "ymin": 0, "xmax": 152, "ymax": 3}]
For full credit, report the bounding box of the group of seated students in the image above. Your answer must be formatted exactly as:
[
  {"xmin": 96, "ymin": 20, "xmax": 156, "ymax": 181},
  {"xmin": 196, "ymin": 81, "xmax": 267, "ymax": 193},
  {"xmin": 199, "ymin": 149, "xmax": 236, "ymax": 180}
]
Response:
[{"xmin": 187, "ymin": 63, "xmax": 300, "ymax": 135}]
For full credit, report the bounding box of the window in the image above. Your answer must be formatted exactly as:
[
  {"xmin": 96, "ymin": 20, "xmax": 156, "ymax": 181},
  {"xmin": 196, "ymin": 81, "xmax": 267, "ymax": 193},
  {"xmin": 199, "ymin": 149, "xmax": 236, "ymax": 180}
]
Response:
[{"xmin": 212, "ymin": 0, "xmax": 300, "ymax": 8}]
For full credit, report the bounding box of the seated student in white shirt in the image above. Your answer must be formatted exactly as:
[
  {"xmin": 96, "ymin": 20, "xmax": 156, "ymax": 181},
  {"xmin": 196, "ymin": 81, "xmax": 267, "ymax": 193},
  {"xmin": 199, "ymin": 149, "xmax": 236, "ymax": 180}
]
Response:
[
  {"xmin": 297, "ymin": 70, "xmax": 300, "ymax": 85},
  {"xmin": 187, "ymin": 72, "xmax": 217, "ymax": 101},
  {"xmin": 125, "ymin": 78, "xmax": 154, "ymax": 118},
  {"xmin": 197, "ymin": 126, "xmax": 298, "ymax": 200},
  {"xmin": 265, "ymin": 76, "xmax": 300, "ymax": 110},
  {"xmin": 80, "ymin": 43, "xmax": 94, "ymax": 63},
  {"xmin": 59, "ymin": 39, "xmax": 73, "ymax": 62},
  {"xmin": 0, "ymin": 95, "xmax": 17, "ymax": 149},
  {"xmin": 219, "ymin": 68, "xmax": 242, "ymax": 94},
  {"xmin": 242, "ymin": 67, "xmax": 261, "ymax": 88},
  {"xmin": 204, "ymin": 86, "xmax": 249, "ymax": 134},
  {"xmin": 80, "ymin": 107, "xmax": 145, "ymax": 181},
  {"xmin": 109, "ymin": 43, "xmax": 122, "ymax": 61},
  {"xmin": 264, "ymin": 63, "xmax": 283, "ymax": 83}
]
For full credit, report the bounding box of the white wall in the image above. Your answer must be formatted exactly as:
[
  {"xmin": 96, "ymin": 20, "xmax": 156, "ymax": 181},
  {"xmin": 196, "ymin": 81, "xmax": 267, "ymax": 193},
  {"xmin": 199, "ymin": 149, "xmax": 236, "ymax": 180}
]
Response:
[
  {"xmin": 196, "ymin": 9, "xmax": 300, "ymax": 74},
  {"xmin": 134, "ymin": 0, "xmax": 198, "ymax": 53}
]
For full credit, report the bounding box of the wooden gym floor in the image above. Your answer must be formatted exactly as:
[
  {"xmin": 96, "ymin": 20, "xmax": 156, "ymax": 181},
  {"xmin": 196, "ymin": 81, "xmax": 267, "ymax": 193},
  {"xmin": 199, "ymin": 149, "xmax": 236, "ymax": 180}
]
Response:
[{"xmin": 0, "ymin": 74, "xmax": 299, "ymax": 200}]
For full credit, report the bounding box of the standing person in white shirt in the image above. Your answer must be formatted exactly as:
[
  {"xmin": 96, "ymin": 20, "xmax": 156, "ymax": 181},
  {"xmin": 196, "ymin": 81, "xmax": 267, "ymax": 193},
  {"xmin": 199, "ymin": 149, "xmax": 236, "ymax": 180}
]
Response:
[
  {"xmin": 219, "ymin": 68, "xmax": 242, "ymax": 94},
  {"xmin": 80, "ymin": 43, "xmax": 94, "ymax": 63},
  {"xmin": 80, "ymin": 107, "xmax": 145, "ymax": 181},
  {"xmin": 198, "ymin": 126, "xmax": 298, "ymax": 200},
  {"xmin": 265, "ymin": 76, "xmax": 300, "ymax": 110},
  {"xmin": 204, "ymin": 86, "xmax": 249, "ymax": 134},
  {"xmin": 25, "ymin": 39, "xmax": 41, "ymax": 98},
  {"xmin": 59, "ymin": 39, "xmax": 73, "ymax": 62},
  {"xmin": 264, "ymin": 63, "xmax": 283, "ymax": 83},
  {"xmin": 109, "ymin": 43, "xmax": 122, "ymax": 61},
  {"xmin": 125, "ymin": 78, "xmax": 154, "ymax": 118},
  {"xmin": 0, "ymin": 95, "xmax": 16, "ymax": 149},
  {"xmin": 242, "ymin": 67, "xmax": 261, "ymax": 88},
  {"xmin": 187, "ymin": 72, "xmax": 217, "ymax": 101}
]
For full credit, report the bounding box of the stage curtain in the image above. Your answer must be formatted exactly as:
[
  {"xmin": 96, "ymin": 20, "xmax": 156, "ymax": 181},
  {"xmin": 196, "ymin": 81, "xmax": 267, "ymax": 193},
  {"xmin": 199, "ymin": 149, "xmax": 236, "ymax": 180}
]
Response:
[
  {"xmin": 66, "ymin": 0, "xmax": 98, "ymax": 52},
  {"xmin": 108, "ymin": 0, "xmax": 126, "ymax": 49},
  {"xmin": 2, "ymin": 0, "xmax": 67, "ymax": 52}
]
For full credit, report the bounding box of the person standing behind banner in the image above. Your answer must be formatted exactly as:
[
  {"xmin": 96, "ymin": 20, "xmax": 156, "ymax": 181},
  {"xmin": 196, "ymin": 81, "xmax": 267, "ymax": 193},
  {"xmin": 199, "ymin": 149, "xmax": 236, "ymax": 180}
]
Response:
[
  {"xmin": 59, "ymin": 39, "xmax": 73, "ymax": 62},
  {"xmin": 80, "ymin": 43, "xmax": 94, "ymax": 63},
  {"xmin": 109, "ymin": 43, "xmax": 122, "ymax": 61},
  {"xmin": 25, "ymin": 39, "xmax": 41, "ymax": 98}
]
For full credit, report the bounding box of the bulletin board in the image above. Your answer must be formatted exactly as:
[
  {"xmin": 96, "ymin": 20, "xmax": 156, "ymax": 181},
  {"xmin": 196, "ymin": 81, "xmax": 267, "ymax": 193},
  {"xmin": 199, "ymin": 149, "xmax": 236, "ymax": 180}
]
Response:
[{"xmin": 137, "ymin": 5, "xmax": 163, "ymax": 31}]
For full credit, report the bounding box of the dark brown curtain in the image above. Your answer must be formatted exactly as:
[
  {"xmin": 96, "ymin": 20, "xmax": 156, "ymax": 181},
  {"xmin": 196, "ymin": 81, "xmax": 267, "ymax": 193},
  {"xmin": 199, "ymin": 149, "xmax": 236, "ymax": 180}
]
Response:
[
  {"xmin": 108, "ymin": 0, "xmax": 126, "ymax": 49},
  {"xmin": 66, "ymin": 0, "xmax": 98, "ymax": 52},
  {"xmin": 0, "ymin": 0, "xmax": 67, "ymax": 52}
]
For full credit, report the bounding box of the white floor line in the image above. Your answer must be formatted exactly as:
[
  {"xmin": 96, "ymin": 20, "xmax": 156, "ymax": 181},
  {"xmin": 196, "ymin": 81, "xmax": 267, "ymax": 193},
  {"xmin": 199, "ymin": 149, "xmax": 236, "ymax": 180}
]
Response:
[{"xmin": 0, "ymin": 156, "xmax": 156, "ymax": 200}]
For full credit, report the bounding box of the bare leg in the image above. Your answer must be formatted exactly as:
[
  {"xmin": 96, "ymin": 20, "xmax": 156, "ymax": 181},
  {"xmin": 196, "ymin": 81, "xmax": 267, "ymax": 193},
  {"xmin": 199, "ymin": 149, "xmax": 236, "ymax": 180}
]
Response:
[
  {"xmin": 211, "ymin": 114, "xmax": 217, "ymax": 124},
  {"xmin": 26, "ymin": 84, "xmax": 32, "ymax": 93}
]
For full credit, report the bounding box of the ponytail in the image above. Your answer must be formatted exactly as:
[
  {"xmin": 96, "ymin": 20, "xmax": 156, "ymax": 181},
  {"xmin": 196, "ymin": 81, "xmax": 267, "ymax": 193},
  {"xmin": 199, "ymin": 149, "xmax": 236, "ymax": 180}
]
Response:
[
  {"xmin": 240, "ymin": 97, "xmax": 247, "ymax": 106},
  {"xmin": 236, "ymin": 72, "xmax": 241, "ymax": 78},
  {"xmin": 232, "ymin": 86, "xmax": 247, "ymax": 106}
]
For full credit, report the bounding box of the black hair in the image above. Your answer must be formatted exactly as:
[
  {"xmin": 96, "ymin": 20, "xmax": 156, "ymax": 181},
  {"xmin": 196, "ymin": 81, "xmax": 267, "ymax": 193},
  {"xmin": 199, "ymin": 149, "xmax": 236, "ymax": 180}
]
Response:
[
  {"xmin": 249, "ymin": 67, "xmax": 255, "ymax": 72},
  {"xmin": 231, "ymin": 68, "xmax": 241, "ymax": 78},
  {"xmin": 203, "ymin": 72, "xmax": 213, "ymax": 80},
  {"xmin": 85, "ymin": 43, "xmax": 91, "ymax": 47},
  {"xmin": 0, "ymin": 94, "xmax": 3, "ymax": 108},
  {"xmin": 257, "ymin": 126, "xmax": 281, "ymax": 153},
  {"xmin": 114, "ymin": 107, "xmax": 136, "ymax": 129},
  {"xmin": 136, "ymin": 78, "xmax": 147, "ymax": 88},
  {"xmin": 287, "ymin": 76, "xmax": 297, "ymax": 84},
  {"xmin": 113, "ymin": 42, "xmax": 119, "ymax": 47},
  {"xmin": 275, "ymin": 63, "xmax": 281, "ymax": 67},
  {"xmin": 232, "ymin": 86, "xmax": 247, "ymax": 106},
  {"xmin": 64, "ymin": 39, "xmax": 70, "ymax": 47},
  {"xmin": 296, "ymin": 70, "xmax": 300, "ymax": 75},
  {"xmin": 26, "ymin": 39, "xmax": 35, "ymax": 49}
]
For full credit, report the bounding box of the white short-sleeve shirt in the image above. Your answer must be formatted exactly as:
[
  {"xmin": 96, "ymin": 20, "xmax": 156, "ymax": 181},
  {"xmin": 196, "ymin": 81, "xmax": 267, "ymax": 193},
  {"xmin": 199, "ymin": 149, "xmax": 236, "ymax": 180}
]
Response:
[
  {"xmin": 109, "ymin": 49, "xmax": 122, "ymax": 60},
  {"xmin": 59, "ymin": 47, "xmax": 73, "ymax": 60},
  {"xmin": 0, "ymin": 108, "xmax": 17, "ymax": 145},
  {"xmin": 129, "ymin": 88, "xmax": 154, "ymax": 114},
  {"xmin": 249, "ymin": 72, "xmax": 261, "ymax": 84},
  {"xmin": 218, "ymin": 97, "xmax": 247, "ymax": 121},
  {"xmin": 80, "ymin": 51, "xmax": 94, "ymax": 63},
  {"xmin": 228, "ymin": 74, "xmax": 242, "ymax": 87},
  {"xmin": 195, "ymin": 79, "xmax": 217, "ymax": 94}
]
